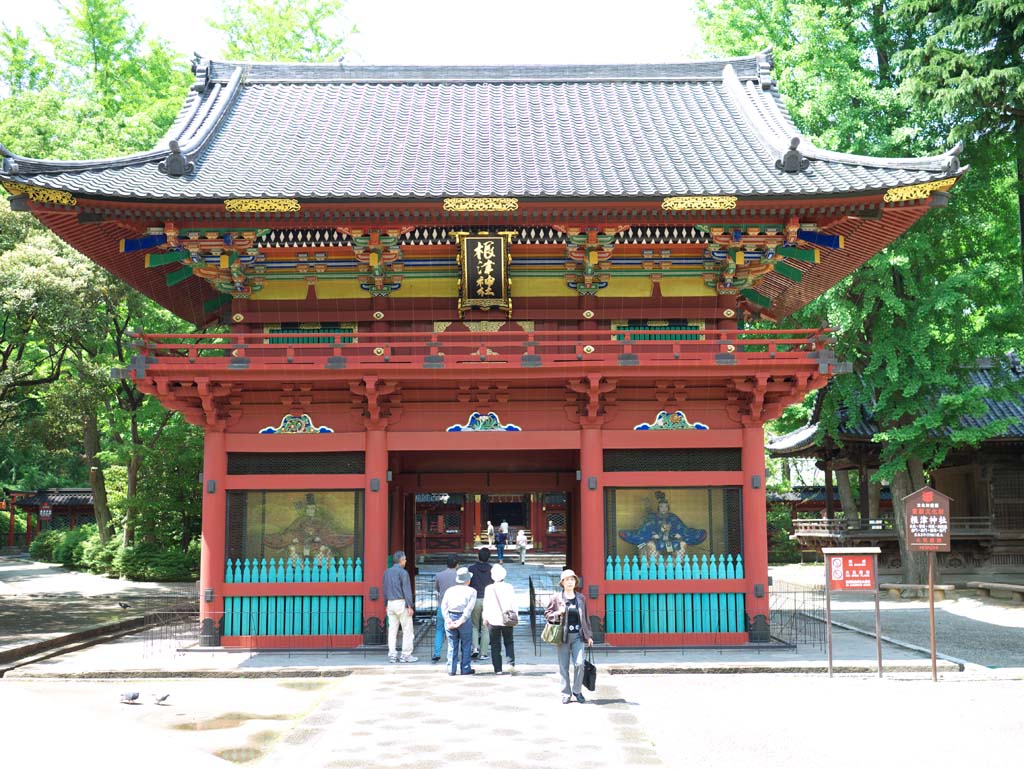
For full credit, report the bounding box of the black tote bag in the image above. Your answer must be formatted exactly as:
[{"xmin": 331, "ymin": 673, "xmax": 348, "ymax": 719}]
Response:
[{"xmin": 582, "ymin": 646, "xmax": 597, "ymax": 691}]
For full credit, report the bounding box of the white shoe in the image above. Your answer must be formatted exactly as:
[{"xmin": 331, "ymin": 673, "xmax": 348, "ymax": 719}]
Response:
[
  {"xmin": 399, "ymin": 654, "xmax": 419, "ymax": 663},
  {"xmin": 388, "ymin": 655, "xmax": 398, "ymax": 663}
]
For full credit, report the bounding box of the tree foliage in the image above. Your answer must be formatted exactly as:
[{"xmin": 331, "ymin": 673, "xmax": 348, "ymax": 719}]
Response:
[
  {"xmin": 211, "ymin": 0, "xmax": 356, "ymax": 63},
  {"xmin": 699, "ymin": 0, "xmax": 1024, "ymax": 581}
]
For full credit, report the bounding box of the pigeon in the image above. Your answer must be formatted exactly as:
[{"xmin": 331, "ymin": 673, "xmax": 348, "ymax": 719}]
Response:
[
  {"xmin": 154, "ymin": 694, "xmax": 170, "ymax": 705},
  {"xmin": 120, "ymin": 692, "xmax": 139, "ymax": 704},
  {"xmin": 117, "ymin": 602, "xmax": 132, "ymax": 610}
]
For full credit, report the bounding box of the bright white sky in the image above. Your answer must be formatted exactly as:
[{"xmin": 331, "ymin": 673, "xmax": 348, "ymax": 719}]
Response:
[{"xmin": 4, "ymin": 0, "xmax": 707, "ymax": 65}]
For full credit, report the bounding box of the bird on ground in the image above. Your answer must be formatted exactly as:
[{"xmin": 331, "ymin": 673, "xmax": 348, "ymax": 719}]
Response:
[
  {"xmin": 117, "ymin": 601, "xmax": 131, "ymax": 610},
  {"xmin": 120, "ymin": 692, "xmax": 140, "ymax": 704},
  {"xmin": 154, "ymin": 694, "xmax": 170, "ymax": 705}
]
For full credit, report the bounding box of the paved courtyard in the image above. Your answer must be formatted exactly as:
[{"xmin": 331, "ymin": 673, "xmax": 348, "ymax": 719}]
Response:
[
  {"xmin": 2, "ymin": 556, "xmax": 1022, "ymax": 767},
  {"xmin": 4, "ymin": 668, "xmax": 1021, "ymax": 768}
]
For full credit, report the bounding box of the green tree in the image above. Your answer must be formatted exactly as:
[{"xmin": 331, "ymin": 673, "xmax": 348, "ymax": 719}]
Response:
[
  {"xmin": 700, "ymin": 0, "xmax": 1024, "ymax": 582},
  {"xmin": 212, "ymin": 0, "xmax": 356, "ymax": 62},
  {"xmin": 892, "ymin": 0, "xmax": 1024, "ymax": 287}
]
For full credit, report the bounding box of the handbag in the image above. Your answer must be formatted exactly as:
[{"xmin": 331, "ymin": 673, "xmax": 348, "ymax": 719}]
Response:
[
  {"xmin": 582, "ymin": 647, "xmax": 597, "ymax": 691},
  {"xmin": 494, "ymin": 587, "xmax": 518, "ymax": 626},
  {"xmin": 541, "ymin": 620, "xmax": 563, "ymax": 644}
]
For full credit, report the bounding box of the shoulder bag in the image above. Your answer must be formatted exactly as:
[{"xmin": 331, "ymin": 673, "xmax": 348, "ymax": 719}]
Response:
[
  {"xmin": 541, "ymin": 620, "xmax": 563, "ymax": 644},
  {"xmin": 494, "ymin": 586, "xmax": 518, "ymax": 626}
]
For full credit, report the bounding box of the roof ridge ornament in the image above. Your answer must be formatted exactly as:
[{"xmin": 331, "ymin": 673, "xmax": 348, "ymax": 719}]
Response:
[
  {"xmin": 776, "ymin": 137, "xmax": 810, "ymax": 173},
  {"xmin": 159, "ymin": 140, "xmax": 195, "ymax": 177}
]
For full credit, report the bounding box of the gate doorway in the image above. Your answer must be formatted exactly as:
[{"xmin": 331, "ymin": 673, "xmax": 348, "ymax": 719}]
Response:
[{"xmin": 389, "ymin": 448, "xmax": 579, "ymax": 569}]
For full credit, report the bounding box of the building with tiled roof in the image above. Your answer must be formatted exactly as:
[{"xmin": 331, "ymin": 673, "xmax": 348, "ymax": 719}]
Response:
[
  {"xmin": 1, "ymin": 51, "xmax": 964, "ymax": 647},
  {"xmin": 768, "ymin": 360, "xmax": 1024, "ymax": 577}
]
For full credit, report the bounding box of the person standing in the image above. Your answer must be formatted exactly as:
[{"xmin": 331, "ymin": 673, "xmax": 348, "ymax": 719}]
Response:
[
  {"xmin": 486, "ymin": 520, "xmax": 495, "ymax": 546},
  {"xmin": 382, "ymin": 550, "xmax": 418, "ymax": 663},
  {"xmin": 441, "ymin": 567, "xmax": 477, "ymax": 675},
  {"xmin": 432, "ymin": 554, "xmax": 459, "ymax": 663},
  {"xmin": 544, "ymin": 568, "xmax": 593, "ymax": 703},
  {"xmin": 516, "ymin": 529, "xmax": 528, "ymax": 565},
  {"xmin": 467, "ymin": 547, "xmax": 493, "ymax": 659},
  {"xmin": 482, "ymin": 563, "xmax": 517, "ymax": 674},
  {"xmin": 495, "ymin": 528, "xmax": 508, "ymax": 563}
]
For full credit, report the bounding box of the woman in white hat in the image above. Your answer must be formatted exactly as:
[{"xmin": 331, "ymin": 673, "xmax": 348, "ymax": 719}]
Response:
[
  {"xmin": 544, "ymin": 568, "xmax": 593, "ymax": 703},
  {"xmin": 482, "ymin": 563, "xmax": 517, "ymax": 674}
]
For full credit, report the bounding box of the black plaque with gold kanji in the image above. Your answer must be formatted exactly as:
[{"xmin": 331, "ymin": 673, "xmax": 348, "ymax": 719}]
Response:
[{"xmin": 459, "ymin": 235, "xmax": 510, "ymax": 314}]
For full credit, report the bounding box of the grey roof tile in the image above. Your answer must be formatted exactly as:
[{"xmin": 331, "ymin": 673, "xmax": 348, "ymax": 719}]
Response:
[{"xmin": 1, "ymin": 55, "xmax": 962, "ymax": 201}]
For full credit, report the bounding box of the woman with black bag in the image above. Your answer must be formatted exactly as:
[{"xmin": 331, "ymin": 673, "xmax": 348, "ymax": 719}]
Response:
[
  {"xmin": 482, "ymin": 563, "xmax": 517, "ymax": 674},
  {"xmin": 543, "ymin": 568, "xmax": 593, "ymax": 703}
]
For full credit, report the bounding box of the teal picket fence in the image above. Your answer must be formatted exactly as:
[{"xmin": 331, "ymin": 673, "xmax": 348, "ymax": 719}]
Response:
[
  {"xmin": 225, "ymin": 557, "xmax": 363, "ymax": 583},
  {"xmin": 605, "ymin": 553, "xmax": 744, "ymax": 580},
  {"xmin": 604, "ymin": 591, "xmax": 746, "ymax": 634},
  {"xmin": 223, "ymin": 595, "xmax": 364, "ymax": 637}
]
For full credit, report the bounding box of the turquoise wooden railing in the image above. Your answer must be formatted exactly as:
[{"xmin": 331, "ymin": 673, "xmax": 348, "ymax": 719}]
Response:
[
  {"xmin": 225, "ymin": 557, "xmax": 363, "ymax": 583},
  {"xmin": 604, "ymin": 591, "xmax": 746, "ymax": 634},
  {"xmin": 223, "ymin": 595, "xmax": 363, "ymax": 637},
  {"xmin": 605, "ymin": 553, "xmax": 744, "ymax": 580}
]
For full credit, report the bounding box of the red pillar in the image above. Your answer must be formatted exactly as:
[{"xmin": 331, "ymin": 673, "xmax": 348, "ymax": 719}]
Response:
[
  {"xmin": 741, "ymin": 425, "xmax": 770, "ymax": 641},
  {"xmin": 25, "ymin": 512, "xmax": 33, "ymax": 548},
  {"xmin": 8, "ymin": 509, "xmax": 14, "ymax": 547},
  {"xmin": 462, "ymin": 494, "xmax": 478, "ymax": 551},
  {"xmin": 579, "ymin": 427, "xmax": 604, "ymax": 596},
  {"xmin": 364, "ymin": 428, "xmax": 389, "ymax": 628},
  {"xmin": 529, "ymin": 493, "xmax": 543, "ymax": 551},
  {"xmin": 199, "ymin": 429, "xmax": 227, "ymax": 644}
]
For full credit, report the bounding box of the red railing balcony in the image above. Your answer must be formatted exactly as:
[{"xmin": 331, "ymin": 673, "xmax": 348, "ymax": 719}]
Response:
[{"xmin": 121, "ymin": 328, "xmax": 842, "ymax": 379}]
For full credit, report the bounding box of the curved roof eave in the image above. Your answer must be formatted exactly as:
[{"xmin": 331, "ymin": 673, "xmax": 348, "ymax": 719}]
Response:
[
  {"xmin": 0, "ymin": 66, "xmax": 243, "ymax": 177},
  {"xmin": 721, "ymin": 64, "xmax": 963, "ymax": 176}
]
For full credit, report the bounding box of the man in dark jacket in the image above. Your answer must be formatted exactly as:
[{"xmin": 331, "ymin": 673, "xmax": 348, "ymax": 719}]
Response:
[
  {"xmin": 467, "ymin": 547, "xmax": 493, "ymax": 659},
  {"xmin": 382, "ymin": 550, "xmax": 417, "ymax": 663}
]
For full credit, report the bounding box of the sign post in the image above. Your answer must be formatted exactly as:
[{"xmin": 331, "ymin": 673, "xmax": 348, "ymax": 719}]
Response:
[
  {"xmin": 822, "ymin": 546, "xmax": 882, "ymax": 678},
  {"xmin": 903, "ymin": 487, "xmax": 952, "ymax": 682}
]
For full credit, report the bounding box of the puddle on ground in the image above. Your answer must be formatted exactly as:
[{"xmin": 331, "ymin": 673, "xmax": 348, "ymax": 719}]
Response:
[
  {"xmin": 173, "ymin": 712, "xmax": 289, "ymax": 730},
  {"xmin": 214, "ymin": 746, "xmax": 265, "ymax": 763},
  {"xmin": 279, "ymin": 680, "xmax": 330, "ymax": 691}
]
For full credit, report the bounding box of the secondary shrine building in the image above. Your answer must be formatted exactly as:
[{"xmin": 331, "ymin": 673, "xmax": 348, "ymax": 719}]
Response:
[{"xmin": 0, "ymin": 52, "xmax": 961, "ymax": 648}]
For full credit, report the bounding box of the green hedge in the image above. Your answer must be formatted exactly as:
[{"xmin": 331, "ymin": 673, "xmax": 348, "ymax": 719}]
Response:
[
  {"xmin": 28, "ymin": 526, "xmax": 199, "ymax": 581},
  {"xmin": 767, "ymin": 504, "xmax": 801, "ymax": 564}
]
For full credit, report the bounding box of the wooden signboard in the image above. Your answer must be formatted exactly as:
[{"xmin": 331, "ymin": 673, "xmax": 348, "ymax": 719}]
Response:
[
  {"xmin": 902, "ymin": 486, "xmax": 953, "ymax": 681},
  {"xmin": 827, "ymin": 552, "xmax": 877, "ymax": 592},
  {"xmin": 456, "ymin": 233, "xmax": 513, "ymax": 316},
  {"xmin": 904, "ymin": 486, "xmax": 951, "ymax": 552},
  {"xmin": 822, "ymin": 547, "xmax": 882, "ymax": 678}
]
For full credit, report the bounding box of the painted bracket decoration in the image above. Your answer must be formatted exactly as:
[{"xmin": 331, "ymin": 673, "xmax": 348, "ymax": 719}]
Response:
[
  {"xmin": 447, "ymin": 411, "xmax": 522, "ymax": 432},
  {"xmin": 634, "ymin": 410, "xmax": 709, "ymax": 431},
  {"xmin": 260, "ymin": 414, "xmax": 335, "ymax": 434}
]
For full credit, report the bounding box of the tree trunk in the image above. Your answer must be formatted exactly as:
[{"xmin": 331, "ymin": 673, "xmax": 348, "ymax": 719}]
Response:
[
  {"xmin": 836, "ymin": 469, "xmax": 857, "ymax": 521},
  {"xmin": 122, "ymin": 453, "xmax": 140, "ymax": 547},
  {"xmin": 83, "ymin": 412, "xmax": 113, "ymax": 543},
  {"xmin": 868, "ymin": 479, "xmax": 881, "ymax": 523},
  {"xmin": 891, "ymin": 458, "xmax": 930, "ymax": 584},
  {"xmin": 1016, "ymin": 118, "xmax": 1024, "ymax": 294}
]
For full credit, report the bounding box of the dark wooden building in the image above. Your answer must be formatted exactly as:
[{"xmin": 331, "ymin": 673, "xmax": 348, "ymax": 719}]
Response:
[{"xmin": 769, "ymin": 362, "xmax": 1024, "ymax": 579}]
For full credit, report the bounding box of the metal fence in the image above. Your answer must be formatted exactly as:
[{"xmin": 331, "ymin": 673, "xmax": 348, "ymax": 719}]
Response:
[{"xmin": 769, "ymin": 579, "xmax": 826, "ymax": 649}]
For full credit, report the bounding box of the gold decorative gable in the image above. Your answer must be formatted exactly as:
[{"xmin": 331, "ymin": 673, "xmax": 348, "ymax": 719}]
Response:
[
  {"xmin": 882, "ymin": 178, "xmax": 957, "ymax": 203},
  {"xmin": 2, "ymin": 181, "xmax": 76, "ymax": 206}
]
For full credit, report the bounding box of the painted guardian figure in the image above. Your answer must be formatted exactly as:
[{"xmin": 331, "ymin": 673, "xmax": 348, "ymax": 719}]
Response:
[{"xmin": 618, "ymin": 491, "xmax": 707, "ymax": 558}]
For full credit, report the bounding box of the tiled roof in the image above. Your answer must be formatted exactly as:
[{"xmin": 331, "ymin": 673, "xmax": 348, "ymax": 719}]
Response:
[
  {"xmin": 16, "ymin": 488, "xmax": 94, "ymax": 508},
  {"xmin": 768, "ymin": 362, "xmax": 1024, "ymax": 456},
  {"xmin": 0, "ymin": 52, "xmax": 962, "ymax": 202}
]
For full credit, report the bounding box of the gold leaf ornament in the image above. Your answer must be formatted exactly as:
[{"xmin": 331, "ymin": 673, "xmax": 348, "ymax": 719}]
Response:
[
  {"xmin": 224, "ymin": 198, "xmax": 301, "ymax": 213},
  {"xmin": 2, "ymin": 181, "xmax": 76, "ymax": 206},
  {"xmin": 661, "ymin": 195, "xmax": 737, "ymax": 211}
]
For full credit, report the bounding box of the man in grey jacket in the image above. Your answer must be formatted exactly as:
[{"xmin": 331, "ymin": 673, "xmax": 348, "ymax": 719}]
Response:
[{"xmin": 382, "ymin": 550, "xmax": 417, "ymax": 663}]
